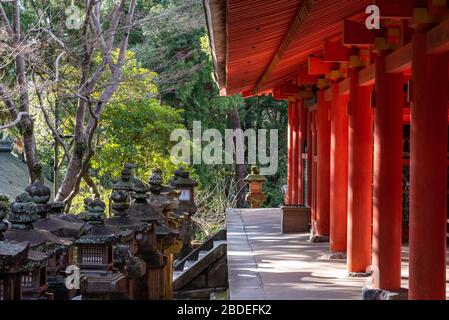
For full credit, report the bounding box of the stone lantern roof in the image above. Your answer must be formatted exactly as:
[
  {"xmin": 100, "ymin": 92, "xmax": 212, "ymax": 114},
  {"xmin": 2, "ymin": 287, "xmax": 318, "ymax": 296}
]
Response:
[
  {"xmin": 4, "ymin": 191, "xmax": 72, "ymax": 256},
  {"xmin": 147, "ymin": 170, "xmax": 179, "ymax": 243},
  {"xmin": 111, "ymin": 163, "xmax": 138, "ymax": 192},
  {"xmin": 26, "ymin": 180, "xmax": 86, "ymax": 239},
  {"xmin": 0, "ymin": 240, "xmax": 29, "ymax": 274},
  {"xmin": 1, "ymin": 197, "xmax": 29, "ymax": 273},
  {"xmin": 0, "ymin": 195, "xmax": 48, "ymax": 274},
  {"xmin": 106, "ymin": 186, "xmax": 150, "ymax": 234},
  {"xmin": 76, "ymin": 197, "xmax": 133, "ymax": 246},
  {"xmin": 148, "ymin": 170, "xmax": 179, "ymax": 211},
  {"xmin": 128, "ymin": 179, "xmax": 161, "ymax": 225},
  {"xmin": 171, "ymin": 167, "xmax": 199, "ymax": 188}
]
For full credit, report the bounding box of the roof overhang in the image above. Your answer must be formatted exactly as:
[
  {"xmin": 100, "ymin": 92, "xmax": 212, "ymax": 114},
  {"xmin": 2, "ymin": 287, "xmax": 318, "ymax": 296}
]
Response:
[
  {"xmin": 203, "ymin": 0, "xmax": 227, "ymax": 95},
  {"xmin": 203, "ymin": 0, "xmax": 374, "ymax": 97}
]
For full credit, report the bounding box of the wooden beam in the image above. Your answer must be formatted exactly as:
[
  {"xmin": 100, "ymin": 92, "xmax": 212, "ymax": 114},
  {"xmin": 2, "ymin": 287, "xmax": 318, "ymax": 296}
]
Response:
[
  {"xmin": 359, "ymin": 64, "xmax": 375, "ymax": 86},
  {"xmin": 385, "ymin": 42, "xmax": 412, "ymax": 73},
  {"xmin": 324, "ymin": 88, "xmax": 332, "ymax": 101},
  {"xmin": 252, "ymin": 0, "xmax": 315, "ymax": 94},
  {"xmin": 427, "ymin": 16, "xmax": 449, "ymax": 54},
  {"xmin": 308, "ymin": 56, "xmax": 332, "ymax": 75},
  {"xmin": 374, "ymin": 0, "xmax": 415, "ymax": 19},
  {"xmin": 343, "ymin": 20, "xmax": 375, "ymax": 46},
  {"xmin": 298, "ymin": 65, "xmax": 319, "ymax": 84},
  {"xmin": 323, "ymin": 40, "xmax": 351, "ymax": 62},
  {"xmin": 428, "ymin": 0, "xmax": 448, "ymax": 17},
  {"xmin": 338, "ymin": 77, "xmax": 350, "ymax": 95},
  {"xmin": 280, "ymin": 82, "xmax": 301, "ymax": 96}
]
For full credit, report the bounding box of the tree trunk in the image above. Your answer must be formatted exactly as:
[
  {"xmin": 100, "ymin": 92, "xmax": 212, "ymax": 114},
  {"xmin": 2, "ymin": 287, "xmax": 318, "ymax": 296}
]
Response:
[
  {"xmin": 228, "ymin": 107, "xmax": 247, "ymax": 208},
  {"xmin": 14, "ymin": 4, "xmax": 41, "ymax": 183}
]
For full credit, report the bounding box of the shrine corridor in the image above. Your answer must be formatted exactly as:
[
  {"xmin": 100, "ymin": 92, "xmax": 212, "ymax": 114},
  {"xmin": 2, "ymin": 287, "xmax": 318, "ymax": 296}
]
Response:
[{"xmin": 226, "ymin": 208, "xmax": 449, "ymax": 300}]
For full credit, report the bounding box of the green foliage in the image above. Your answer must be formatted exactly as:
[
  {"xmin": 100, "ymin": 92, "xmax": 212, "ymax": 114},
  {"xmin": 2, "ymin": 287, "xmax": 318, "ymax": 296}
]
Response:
[
  {"xmin": 92, "ymin": 98, "xmax": 183, "ymax": 182},
  {"xmin": 133, "ymin": 0, "xmax": 289, "ymax": 210}
]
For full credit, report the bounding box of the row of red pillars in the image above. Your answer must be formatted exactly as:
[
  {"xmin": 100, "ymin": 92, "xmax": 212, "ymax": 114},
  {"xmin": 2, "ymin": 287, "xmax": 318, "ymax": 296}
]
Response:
[
  {"xmin": 286, "ymin": 33, "xmax": 448, "ymax": 299},
  {"xmin": 287, "ymin": 99, "xmax": 307, "ymax": 206}
]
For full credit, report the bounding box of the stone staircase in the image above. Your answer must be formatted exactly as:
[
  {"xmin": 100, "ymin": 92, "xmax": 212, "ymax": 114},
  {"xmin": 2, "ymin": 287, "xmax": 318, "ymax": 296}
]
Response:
[{"xmin": 173, "ymin": 229, "xmax": 228, "ymax": 299}]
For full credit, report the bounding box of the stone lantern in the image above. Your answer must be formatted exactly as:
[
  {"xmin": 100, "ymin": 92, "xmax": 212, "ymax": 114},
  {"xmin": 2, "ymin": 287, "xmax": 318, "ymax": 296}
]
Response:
[
  {"xmin": 105, "ymin": 187, "xmax": 148, "ymax": 299},
  {"xmin": 244, "ymin": 166, "xmax": 267, "ymax": 208},
  {"xmin": 148, "ymin": 169, "xmax": 183, "ymax": 299},
  {"xmin": 76, "ymin": 197, "xmax": 131, "ymax": 300},
  {"xmin": 148, "ymin": 170, "xmax": 180, "ymax": 247},
  {"xmin": 1, "ymin": 195, "xmax": 28, "ymax": 300},
  {"xmin": 165, "ymin": 188, "xmax": 185, "ymax": 237},
  {"xmin": 21, "ymin": 180, "xmax": 85, "ymax": 299},
  {"xmin": 4, "ymin": 191, "xmax": 72, "ymax": 300},
  {"xmin": 170, "ymin": 167, "xmax": 198, "ymax": 259},
  {"xmin": 112, "ymin": 163, "xmax": 137, "ymax": 192},
  {"xmin": 0, "ymin": 240, "xmax": 29, "ymax": 300},
  {"xmin": 128, "ymin": 179, "xmax": 167, "ymax": 299}
]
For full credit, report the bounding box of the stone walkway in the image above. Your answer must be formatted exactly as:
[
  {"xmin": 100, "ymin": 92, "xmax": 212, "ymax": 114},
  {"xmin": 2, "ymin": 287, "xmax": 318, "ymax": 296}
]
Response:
[{"xmin": 226, "ymin": 208, "xmax": 449, "ymax": 300}]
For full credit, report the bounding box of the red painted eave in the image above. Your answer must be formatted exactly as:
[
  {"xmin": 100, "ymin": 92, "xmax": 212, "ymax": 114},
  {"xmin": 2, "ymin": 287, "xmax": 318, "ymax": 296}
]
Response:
[{"xmin": 204, "ymin": 0, "xmax": 374, "ymax": 97}]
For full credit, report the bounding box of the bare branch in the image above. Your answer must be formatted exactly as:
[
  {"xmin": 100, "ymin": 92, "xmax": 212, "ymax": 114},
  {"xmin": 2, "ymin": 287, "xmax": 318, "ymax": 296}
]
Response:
[
  {"xmin": 0, "ymin": 84, "xmax": 18, "ymax": 119},
  {"xmin": 116, "ymin": 0, "xmax": 137, "ymax": 67},
  {"xmin": 0, "ymin": 2, "xmax": 13, "ymax": 37},
  {"xmin": 106, "ymin": 0, "xmax": 125, "ymax": 49},
  {"xmin": 33, "ymin": 75, "xmax": 70, "ymax": 161},
  {"xmin": 0, "ymin": 111, "xmax": 29, "ymax": 130},
  {"xmin": 12, "ymin": 0, "xmax": 20, "ymax": 42}
]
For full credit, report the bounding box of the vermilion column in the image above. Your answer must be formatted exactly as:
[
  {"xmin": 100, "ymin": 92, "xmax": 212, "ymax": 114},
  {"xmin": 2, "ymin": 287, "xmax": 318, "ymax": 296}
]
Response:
[
  {"xmin": 298, "ymin": 100, "xmax": 307, "ymax": 205},
  {"xmin": 347, "ymin": 71, "xmax": 373, "ymax": 273},
  {"xmin": 409, "ymin": 34, "xmax": 448, "ymax": 300},
  {"xmin": 306, "ymin": 111, "xmax": 313, "ymax": 207},
  {"xmin": 330, "ymin": 83, "xmax": 348, "ymax": 253},
  {"xmin": 372, "ymin": 55, "xmax": 403, "ymax": 290},
  {"xmin": 292, "ymin": 100, "xmax": 300, "ymax": 205},
  {"xmin": 316, "ymin": 90, "xmax": 331, "ymax": 237},
  {"xmin": 287, "ymin": 101, "xmax": 294, "ymax": 205},
  {"xmin": 311, "ymin": 112, "xmax": 318, "ymax": 224}
]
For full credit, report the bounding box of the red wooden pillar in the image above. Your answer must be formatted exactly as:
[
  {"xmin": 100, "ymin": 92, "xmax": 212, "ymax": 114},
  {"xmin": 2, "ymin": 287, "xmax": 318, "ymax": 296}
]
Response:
[
  {"xmin": 409, "ymin": 33, "xmax": 448, "ymax": 300},
  {"xmin": 330, "ymin": 83, "xmax": 349, "ymax": 253},
  {"xmin": 292, "ymin": 100, "xmax": 300, "ymax": 205},
  {"xmin": 299, "ymin": 100, "xmax": 307, "ymax": 205},
  {"xmin": 306, "ymin": 111, "xmax": 313, "ymax": 208},
  {"xmin": 316, "ymin": 90, "xmax": 331, "ymax": 237},
  {"xmin": 311, "ymin": 112, "xmax": 318, "ymax": 223},
  {"xmin": 372, "ymin": 55, "xmax": 403, "ymax": 290},
  {"xmin": 347, "ymin": 71, "xmax": 373, "ymax": 273},
  {"xmin": 287, "ymin": 101, "xmax": 294, "ymax": 205}
]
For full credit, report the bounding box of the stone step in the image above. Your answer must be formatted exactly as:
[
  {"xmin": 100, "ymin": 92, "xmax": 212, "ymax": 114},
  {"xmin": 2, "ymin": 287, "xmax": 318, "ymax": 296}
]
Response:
[
  {"xmin": 183, "ymin": 259, "xmax": 196, "ymax": 272},
  {"xmin": 173, "ymin": 270, "xmax": 183, "ymax": 281},
  {"xmin": 198, "ymin": 251, "xmax": 208, "ymax": 260},
  {"xmin": 213, "ymin": 240, "xmax": 227, "ymax": 248}
]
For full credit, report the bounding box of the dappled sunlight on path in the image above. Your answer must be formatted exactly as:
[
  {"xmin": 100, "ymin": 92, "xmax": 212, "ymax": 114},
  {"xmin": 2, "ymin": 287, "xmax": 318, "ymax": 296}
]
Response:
[{"xmin": 227, "ymin": 208, "xmax": 449, "ymax": 300}]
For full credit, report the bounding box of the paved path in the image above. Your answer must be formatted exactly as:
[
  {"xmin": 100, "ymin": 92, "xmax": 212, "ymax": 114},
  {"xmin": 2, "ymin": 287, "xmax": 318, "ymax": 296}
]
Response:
[{"xmin": 226, "ymin": 208, "xmax": 449, "ymax": 300}]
